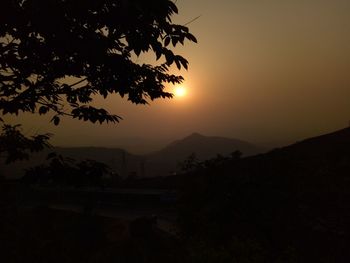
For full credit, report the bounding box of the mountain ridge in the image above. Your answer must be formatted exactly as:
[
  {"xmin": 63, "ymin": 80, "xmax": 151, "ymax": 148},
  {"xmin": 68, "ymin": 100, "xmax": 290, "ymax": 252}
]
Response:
[
  {"xmin": 144, "ymin": 132, "xmax": 265, "ymax": 176},
  {"xmin": 1, "ymin": 133, "xmax": 263, "ymax": 178}
]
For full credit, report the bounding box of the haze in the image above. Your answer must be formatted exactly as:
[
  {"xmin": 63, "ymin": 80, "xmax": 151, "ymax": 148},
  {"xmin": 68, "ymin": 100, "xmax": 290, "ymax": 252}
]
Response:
[{"xmin": 4, "ymin": 0, "xmax": 350, "ymax": 153}]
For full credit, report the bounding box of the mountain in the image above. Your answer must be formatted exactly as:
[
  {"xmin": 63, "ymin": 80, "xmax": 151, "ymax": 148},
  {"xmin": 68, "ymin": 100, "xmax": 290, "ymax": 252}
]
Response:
[
  {"xmin": 270, "ymin": 126, "xmax": 350, "ymax": 157},
  {"xmin": 143, "ymin": 133, "xmax": 264, "ymax": 177},
  {"xmin": 0, "ymin": 133, "xmax": 262, "ymax": 179},
  {"xmin": 157, "ymin": 132, "xmax": 262, "ymax": 159},
  {"xmin": 240, "ymin": 126, "xmax": 350, "ymax": 176}
]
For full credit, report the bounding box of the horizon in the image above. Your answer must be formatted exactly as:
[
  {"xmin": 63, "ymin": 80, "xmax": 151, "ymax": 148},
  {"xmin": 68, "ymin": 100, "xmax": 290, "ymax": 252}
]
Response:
[{"xmin": 48, "ymin": 125, "xmax": 349, "ymax": 155}]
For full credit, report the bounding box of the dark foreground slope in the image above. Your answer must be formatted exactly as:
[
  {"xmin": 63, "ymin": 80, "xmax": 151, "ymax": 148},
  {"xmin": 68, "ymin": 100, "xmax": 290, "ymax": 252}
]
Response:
[
  {"xmin": 1, "ymin": 128, "xmax": 349, "ymax": 263},
  {"xmin": 179, "ymin": 127, "xmax": 350, "ymax": 262},
  {"xmin": 0, "ymin": 205, "xmax": 185, "ymax": 263}
]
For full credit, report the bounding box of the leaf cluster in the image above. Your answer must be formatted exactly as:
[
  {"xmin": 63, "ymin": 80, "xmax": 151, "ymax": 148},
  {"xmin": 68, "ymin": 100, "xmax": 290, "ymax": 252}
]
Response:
[
  {"xmin": 0, "ymin": 120, "xmax": 51, "ymax": 163},
  {"xmin": 0, "ymin": 0, "xmax": 197, "ymax": 125},
  {"xmin": 23, "ymin": 153, "xmax": 110, "ymax": 186},
  {"xmin": 179, "ymin": 151, "xmax": 242, "ymax": 173}
]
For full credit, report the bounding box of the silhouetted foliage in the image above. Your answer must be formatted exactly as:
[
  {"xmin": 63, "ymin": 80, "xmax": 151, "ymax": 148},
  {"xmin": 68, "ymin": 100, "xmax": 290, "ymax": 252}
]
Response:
[
  {"xmin": 0, "ymin": 0, "xmax": 197, "ymax": 125},
  {"xmin": 178, "ymin": 153, "xmax": 200, "ymax": 172},
  {"xmin": 23, "ymin": 153, "xmax": 109, "ymax": 187},
  {"xmin": 179, "ymin": 151, "xmax": 242, "ymax": 172},
  {"xmin": 0, "ymin": 119, "xmax": 51, "ymax": 163}
]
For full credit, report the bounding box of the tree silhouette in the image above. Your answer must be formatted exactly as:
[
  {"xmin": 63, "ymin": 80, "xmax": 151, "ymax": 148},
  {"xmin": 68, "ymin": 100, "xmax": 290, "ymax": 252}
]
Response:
[
  {"xmin": 0, "ymin": 0, "xmax": 196, "ymax": 161},
  {"xmin": 0, "ymin": 0, "xmax": 197, "ymax": 125},
  {"xmin": 0, "ymin": 118, "xmax": 51, "ymax": 163},
  {"xmin": 23, "ymin": 153, "xmax": 109, "ymax": 187}
]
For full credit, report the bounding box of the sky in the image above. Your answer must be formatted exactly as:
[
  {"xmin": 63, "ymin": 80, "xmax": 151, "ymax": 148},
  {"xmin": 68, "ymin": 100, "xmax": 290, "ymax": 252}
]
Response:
[{"xmin": 4, "ymin": 0, "xmax": 350, "ymax": 153}]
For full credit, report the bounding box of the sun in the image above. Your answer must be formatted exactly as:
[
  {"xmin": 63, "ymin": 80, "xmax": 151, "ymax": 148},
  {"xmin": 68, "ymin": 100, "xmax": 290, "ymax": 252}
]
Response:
[{"xmin": 174, "ymin": 86, "xmax": 187, "ymax": 97}]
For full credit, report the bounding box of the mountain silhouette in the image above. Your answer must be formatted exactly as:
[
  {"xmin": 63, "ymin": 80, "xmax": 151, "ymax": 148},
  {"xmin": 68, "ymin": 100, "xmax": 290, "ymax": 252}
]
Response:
[
  {"xmin": 243, "ymin": 126, "xmax": 350, "ymax": 174},
  {"xmin": 272, "ymin": 126, "xmax": 350, "ymax": 156},
  {"xmin": 0, "ymin": 133, "xmax": 262, "ymax": 179},
  {"xmin": 162, "ymin": 132, "xmax": 262, "ymax": 158},
  {"xmin": 143, "ymin": 133, "xmax": 264, "ymax": 177}
]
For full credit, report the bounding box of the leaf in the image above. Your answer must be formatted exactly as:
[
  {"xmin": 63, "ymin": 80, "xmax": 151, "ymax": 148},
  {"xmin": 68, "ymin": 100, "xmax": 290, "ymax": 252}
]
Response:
[
  {"xmin": 152, "ymin": 42, "xmax": 163, "ymax": 60},
  {"xmin": 186, "ymin": 33, "xmax": 198, "ymax": 43},
  {"xmin": 175, "ymin": 59, "xmax": 181, "ymax": 70},
  {"xmin": 51, "ymin": 116, "xmax": 60, "ymax": 126},
  {"xmin": 39, "ymin": 106, "xmax": 48, "ymax": 115},
  {"xmin": 164, "ymin": 36, "xmax": 171, "ymax": 47},
  {"xmin": 172, "ymin": 37, "xmax": 178, "ymax": 47},
  {"xmin": 156, "ymin": 50, "xmax": 162, "ymax": 60},
  {"xmin": 179, "ymin": 56, "xmax": 189, "ymax": 70},
  {"xmin": 168, "ymin": 1, "xmax": 178, "ymax": 14},
  {"xmin": 134, "ymin": 47, "xmax": 141, "ymax": 56},
  {"xmin": 165, "ymin": 50, "xmax": 174, "ymax": 65}
]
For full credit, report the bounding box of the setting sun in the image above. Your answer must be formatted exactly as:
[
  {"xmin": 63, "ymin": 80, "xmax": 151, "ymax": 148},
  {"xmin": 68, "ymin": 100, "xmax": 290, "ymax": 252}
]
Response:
[{"xmin": 174, "ymin": 86, "xmax": 187, "ymax": 97}]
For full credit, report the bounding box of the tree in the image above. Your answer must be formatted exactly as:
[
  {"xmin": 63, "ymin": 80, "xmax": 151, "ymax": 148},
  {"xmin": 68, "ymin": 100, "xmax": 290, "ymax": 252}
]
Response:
[
  {"xmin": 23, "ymin": 153, "xmax": 109, "ymax": 187},
  {"xmin": 0, "ymin": 0, "xmax": 197, "ymax": 125},
  {"xmin": 0, "ymin": 118, "xmax": 51, "ymax": 163}
]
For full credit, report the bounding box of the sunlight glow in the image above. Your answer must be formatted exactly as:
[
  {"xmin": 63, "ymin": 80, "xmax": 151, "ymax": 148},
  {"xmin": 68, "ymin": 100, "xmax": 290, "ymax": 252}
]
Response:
[{"xmin": 174, "ymin": 86, "xmax": 187, "ymax": 97}]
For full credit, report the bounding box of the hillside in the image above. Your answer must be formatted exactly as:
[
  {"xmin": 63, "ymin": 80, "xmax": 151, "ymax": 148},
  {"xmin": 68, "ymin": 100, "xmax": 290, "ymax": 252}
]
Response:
[{"xmin": 179, "ymin": 127, "xmax": 350, "ymax": 261}]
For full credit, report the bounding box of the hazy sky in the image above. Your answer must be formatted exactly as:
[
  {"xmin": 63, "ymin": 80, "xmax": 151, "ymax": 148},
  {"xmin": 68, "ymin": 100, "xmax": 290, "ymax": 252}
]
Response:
[{"xmin": 4, "ymin": 0, "xmax": 350, "ymax": 152}]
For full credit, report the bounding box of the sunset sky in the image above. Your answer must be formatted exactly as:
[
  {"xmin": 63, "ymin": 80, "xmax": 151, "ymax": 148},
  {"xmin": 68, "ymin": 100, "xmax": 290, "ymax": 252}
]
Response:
[{"xmin": 4, "ymin": 0, "xmax": 350, "ymax": 153}]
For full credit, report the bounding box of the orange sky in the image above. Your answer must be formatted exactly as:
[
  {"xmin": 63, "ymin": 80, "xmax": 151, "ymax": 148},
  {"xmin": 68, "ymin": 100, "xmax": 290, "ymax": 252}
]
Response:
[{"xmin": 4, "ymin": 0, "xmax": 350, "ymax": 152}]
